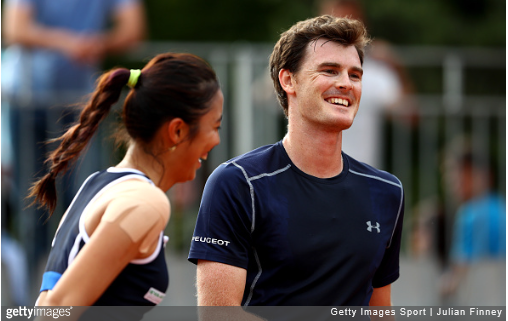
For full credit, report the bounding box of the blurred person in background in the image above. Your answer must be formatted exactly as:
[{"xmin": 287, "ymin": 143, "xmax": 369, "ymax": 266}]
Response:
[
  {"xmin": 439, "ymin": 137, "xmax": 506, "ymax": 305},
  {"xmin": 2, "ymin": 166, "xmax": 29, "ymax": 306},
  {"xmin": 30, "ymin": 53, "xmax": 222, "ymax": 315},
  {"xmin": 1, "ymin": 0, "xmax": 146, "ymax": 302},
  {"xmin": 318, "ymin": 0, "xmax": 417, "ymax": 168}
]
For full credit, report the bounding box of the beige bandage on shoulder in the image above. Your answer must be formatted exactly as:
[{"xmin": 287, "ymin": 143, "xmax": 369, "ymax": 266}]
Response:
[{"xmin": 101, "ymin": 179, "xmax": 170, "ymax": 252}]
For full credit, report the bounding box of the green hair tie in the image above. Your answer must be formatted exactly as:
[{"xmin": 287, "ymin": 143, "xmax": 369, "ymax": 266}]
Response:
[{"xmin": 127, "ymin": 69, "xmax": 141, "ymax": 88}]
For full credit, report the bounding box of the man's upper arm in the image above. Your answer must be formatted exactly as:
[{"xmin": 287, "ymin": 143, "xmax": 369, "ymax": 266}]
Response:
[
  {"xmin": 372, "ymin": 185, "xmax": 404, "ymax": 288},
  {"xmin": 369, "ymin": 284, "xmax": 392, "ymax": 306},
  {"xmin": 189, "ymin": 164, "xmax": 253, "ymax": 268},
  {"xmin": 369, "ymin": 284, "xmax": 395, "ymax": 321},
  {"xmin": 196, "ymin": 260, "xmax": 247, "ymax": 306},
  {"xmin": 190, "ymin": 165, "xmax": 253, "ymax": 306}
]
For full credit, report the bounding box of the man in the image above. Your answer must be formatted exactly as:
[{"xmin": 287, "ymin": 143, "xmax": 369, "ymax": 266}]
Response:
[
  {"xmin": 440, "ymin": 139, "xmax": 506, "ymax": 305},
  {"xmin": 189, "ymin": 15, "xmax": 404, "ymax": 307}
]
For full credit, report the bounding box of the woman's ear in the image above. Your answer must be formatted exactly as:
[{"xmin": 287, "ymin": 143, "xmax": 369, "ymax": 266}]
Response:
[
  {"xmin": 279, "ymin": 69, "xmax": 296, "ymax": 95},
  {"xmin": 166, "ymin": 118, "xmax": 189, "ymax": 147}
]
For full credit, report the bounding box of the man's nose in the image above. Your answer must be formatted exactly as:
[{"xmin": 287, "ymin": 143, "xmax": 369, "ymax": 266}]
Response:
[{"xmin": 334, "ymin": 73, "xmax": 353, "ymax": 90}]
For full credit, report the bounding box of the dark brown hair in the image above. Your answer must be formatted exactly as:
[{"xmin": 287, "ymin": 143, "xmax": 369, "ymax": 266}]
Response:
[
  {"xmin": 29, "ymin": 52, "xmax": 220, "ymax": 215},
  {"xmin": 269, "ymin": 15, "xmax": 370, "ymax": 116}
]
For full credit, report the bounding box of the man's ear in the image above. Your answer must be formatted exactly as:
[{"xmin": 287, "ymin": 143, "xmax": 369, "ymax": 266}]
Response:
[
  {"xmin": 166, "ymin": 118, "xmax": 189, "ymax": 146},
  {"xmin": 279, "ymin": 69, "xmax": 296, "ymax": 95}
]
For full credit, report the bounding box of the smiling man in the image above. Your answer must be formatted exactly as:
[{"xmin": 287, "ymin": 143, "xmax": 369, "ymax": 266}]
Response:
[{"xmin": 189, "ymin": 15, "xmax": 405, "ymax": 307}]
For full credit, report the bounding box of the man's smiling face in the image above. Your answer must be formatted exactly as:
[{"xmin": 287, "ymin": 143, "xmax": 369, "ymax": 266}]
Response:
[{"xmin": 289, "ymin": 38, "xmax": 363, "ymax": 132}]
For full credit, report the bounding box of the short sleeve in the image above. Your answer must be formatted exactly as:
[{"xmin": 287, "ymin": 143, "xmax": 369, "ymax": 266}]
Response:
[
  {"xmin": 188, "ymin": 163, "xmax": 253, "ymax": 269},
  {"xmin": 372, "ymin": 192, "xmax": 405, "ymax": 288}
]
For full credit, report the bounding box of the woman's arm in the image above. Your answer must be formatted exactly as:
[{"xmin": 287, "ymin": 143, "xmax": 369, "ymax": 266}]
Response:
[{"xmin": 38, "ymin": 181, "xmax": 169, "ymax": 306}]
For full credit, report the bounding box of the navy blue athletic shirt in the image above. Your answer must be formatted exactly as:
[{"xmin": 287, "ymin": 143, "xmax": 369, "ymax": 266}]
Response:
[
  {"xmin": 189, "ymin": 141, "xmax": 404, "ymax": 306},
  {"xmin": 40, "ymin": 168, "xmax": 169, "ymax": 309}
]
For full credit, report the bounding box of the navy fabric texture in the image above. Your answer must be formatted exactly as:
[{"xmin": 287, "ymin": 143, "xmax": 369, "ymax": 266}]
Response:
[{"xmin": 189, "ymin": 141, "xmax": 404, "ymax": 306}]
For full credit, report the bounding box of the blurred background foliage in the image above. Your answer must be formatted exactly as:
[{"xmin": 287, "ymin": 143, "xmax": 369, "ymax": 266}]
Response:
[{"xmin": 143, "ymin": 0, "xmax": 506, "ymax": 46}]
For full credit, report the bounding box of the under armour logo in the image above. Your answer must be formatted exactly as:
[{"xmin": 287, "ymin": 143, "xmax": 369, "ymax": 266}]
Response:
[{"xmin": 366, "ymin": 221, "xmax": 380, "ymax": 233}]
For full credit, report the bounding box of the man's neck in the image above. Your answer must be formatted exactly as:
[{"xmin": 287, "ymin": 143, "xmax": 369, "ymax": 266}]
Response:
[{"xmin": 283, "ymin": 126, "xmax": 344, "ymax": 179}]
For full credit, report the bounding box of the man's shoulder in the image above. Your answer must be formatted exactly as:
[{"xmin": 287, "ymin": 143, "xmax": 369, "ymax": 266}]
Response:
[
  {"xmin": 345, "ymin": 153, "xmax": 402, "ymax": 189},
  {"xmin": 229, "ymin": 142, "xmax": 281, "ymax": 162},
  {"xmin": 214, "ymin": 142, "xmax": 286, "ymax": 178}
]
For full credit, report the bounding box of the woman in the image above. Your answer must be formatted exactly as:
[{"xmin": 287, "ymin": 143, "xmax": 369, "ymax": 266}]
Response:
[{"xmin": 29, "ymin": 52, "xmax": 223, "ymax": 310}]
